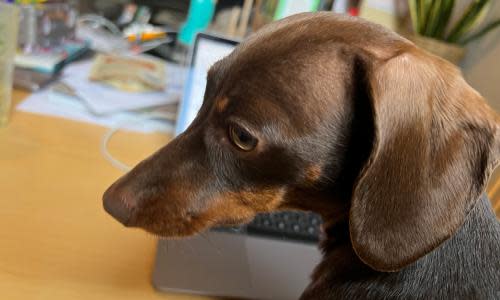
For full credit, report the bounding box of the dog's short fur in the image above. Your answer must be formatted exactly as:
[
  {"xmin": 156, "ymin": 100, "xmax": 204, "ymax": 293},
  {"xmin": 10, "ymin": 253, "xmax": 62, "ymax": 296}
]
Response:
[{"xmin": 103, "ymin": 13, "xmax": 500, "ymax": 299}]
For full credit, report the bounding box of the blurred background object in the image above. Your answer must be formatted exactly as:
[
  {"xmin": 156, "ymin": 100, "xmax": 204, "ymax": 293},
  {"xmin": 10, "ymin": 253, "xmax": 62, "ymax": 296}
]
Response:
[
  {"xmin": 18, "ymin": 0, "xmax": 78, "ymax": 53},
  {"xmin": 14, "ymin": 0, "xmax": 88, "ymax": 91},
  {"xmin": 0, "ymin": 2, "xmax": 20, "ymax": 127},
  {"xmin": 359, "ymin": 0, "xmax": 400, "ymax": 31},
  {"xmin": 406, "ymin": 0, "xmax": 500, "ymax": 64},
  {"xmin": 408, "ymin": 0, "xmax": 500, "ymax": 45},
  {"xmin": 178, "ymin": 0, "xmax": 216, "ymax": 45}
]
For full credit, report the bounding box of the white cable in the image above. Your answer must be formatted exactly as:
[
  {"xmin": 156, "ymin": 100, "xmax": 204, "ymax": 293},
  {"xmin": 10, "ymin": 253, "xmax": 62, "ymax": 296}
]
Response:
[
  {"xmin": 78, "ymin": 14, "xmax": 123, "ymax": 36},
  {"xmin": 78, "ymin": 14, "xmax": 177, "ymax": 172},
  {"xmin": 101, "ymin": 113, "xmax": 176, "ymax": 173}
]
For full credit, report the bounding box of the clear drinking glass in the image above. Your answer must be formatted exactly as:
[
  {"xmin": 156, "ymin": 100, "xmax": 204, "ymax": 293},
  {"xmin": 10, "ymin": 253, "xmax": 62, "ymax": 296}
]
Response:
[{"xmin": 0, "ymin": 3, "xmax": 20, "ymax": 127}]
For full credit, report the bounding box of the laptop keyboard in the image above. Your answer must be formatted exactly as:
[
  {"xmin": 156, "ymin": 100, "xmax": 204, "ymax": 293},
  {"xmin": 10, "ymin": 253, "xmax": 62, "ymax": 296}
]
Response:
[{"xmin": 212, "ymin": 211, "xmax": 323, "ymax": 244}]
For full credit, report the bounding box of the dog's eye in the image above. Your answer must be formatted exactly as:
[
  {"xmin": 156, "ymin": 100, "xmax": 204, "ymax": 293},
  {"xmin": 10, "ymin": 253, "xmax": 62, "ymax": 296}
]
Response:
[{"xmin": 228, "ymin": 124, "xmax": 257, "ymax": 151}]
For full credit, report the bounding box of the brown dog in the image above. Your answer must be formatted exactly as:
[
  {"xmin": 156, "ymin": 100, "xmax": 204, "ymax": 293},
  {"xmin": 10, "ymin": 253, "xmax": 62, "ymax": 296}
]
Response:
[{"xmin": 104, "ymin": 13, "xmax": 500, "ymax": 299}]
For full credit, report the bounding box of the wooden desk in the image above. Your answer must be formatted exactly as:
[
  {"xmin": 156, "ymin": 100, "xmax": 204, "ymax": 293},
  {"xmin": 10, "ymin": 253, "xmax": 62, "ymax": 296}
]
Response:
[{"xmin": 0, "ymin": 90, "xmax": 216, "ymax": 300}]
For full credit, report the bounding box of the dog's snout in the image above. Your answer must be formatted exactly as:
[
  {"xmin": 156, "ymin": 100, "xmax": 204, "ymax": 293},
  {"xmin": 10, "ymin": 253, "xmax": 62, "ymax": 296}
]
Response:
[{"xmin": 103, "ymin": 182, "xmax": 137, "ymax": 226}]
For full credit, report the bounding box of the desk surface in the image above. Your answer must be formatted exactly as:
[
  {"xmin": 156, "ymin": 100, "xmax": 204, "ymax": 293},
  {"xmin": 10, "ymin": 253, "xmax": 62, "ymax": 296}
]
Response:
[{"xmin": 0, "ymin": 90, "xmax": 216, "ymax": 300}]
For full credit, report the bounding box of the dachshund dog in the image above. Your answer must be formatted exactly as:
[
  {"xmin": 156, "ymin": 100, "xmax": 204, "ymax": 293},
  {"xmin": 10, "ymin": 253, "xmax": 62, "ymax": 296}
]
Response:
[{"xmin": 103, "ymin": 13, "xmax": 500, "ymax": 299}]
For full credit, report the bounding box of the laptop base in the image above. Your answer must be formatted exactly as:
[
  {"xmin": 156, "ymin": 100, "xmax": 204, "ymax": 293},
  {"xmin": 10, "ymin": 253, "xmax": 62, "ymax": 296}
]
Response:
[{"xmin": 152, "ymin": 231, "xmax": 321, "ymax": 300}]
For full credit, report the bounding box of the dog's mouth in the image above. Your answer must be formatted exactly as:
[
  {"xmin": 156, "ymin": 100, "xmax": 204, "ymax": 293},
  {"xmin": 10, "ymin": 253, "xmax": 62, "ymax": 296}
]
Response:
[
  {"xmin": 136, "ymin": 217, "xmax": 203, "ymax": 239},
  {"xmin": 103, "ymin": 180, "xmax": 262, "ymax": 239},
  {"xmin": 135, "ymin": 209, "xmax": 257, "ymax": 239}
]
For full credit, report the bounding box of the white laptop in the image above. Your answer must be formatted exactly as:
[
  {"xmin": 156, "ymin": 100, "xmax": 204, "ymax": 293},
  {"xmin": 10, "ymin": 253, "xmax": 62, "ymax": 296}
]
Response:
[{"xmin": 153, "ymin": 33, "xmax": 322, "ymax": 300}]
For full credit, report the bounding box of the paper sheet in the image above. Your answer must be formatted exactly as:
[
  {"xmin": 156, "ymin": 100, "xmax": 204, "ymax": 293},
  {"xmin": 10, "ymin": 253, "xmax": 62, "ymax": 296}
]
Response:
[
  {"xmin": 16, "ymin": 59, "xmax": 185, "ymax": 133},
  {"xmin": 61, "ymin": 60, "xmax": 184, "ymax": 114},
  {"xmin": 17, "ymin": 89, "xmax": 175, "ymax": 133}
]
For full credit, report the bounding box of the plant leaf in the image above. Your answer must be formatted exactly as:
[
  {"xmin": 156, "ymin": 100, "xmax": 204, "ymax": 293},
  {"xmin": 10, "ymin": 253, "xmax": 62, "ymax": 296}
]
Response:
[
  {"xmin": 423, "ymin": 0, "xmax": 440, "ymax": 36},
  {"xmin": 418, "ymin": 0, "xmax": 432, "ymax": 33},
  {"xmin": 460, "ymin": 18, "xmax": 500, "ymax": 44},
  {"xmin": 447, "ymin": 0, "xmax": 490, "ymax": 43},
  {"xmin": 467, "ymin": 1, "xmax": 492, "ymax": 34},
  {"xmin": 409, "ymin": 0, "xmax": 419, "ymax": 33},
  {"xmin": 435, "ymin": 0, "xmax": 456, "ymax": 39}
]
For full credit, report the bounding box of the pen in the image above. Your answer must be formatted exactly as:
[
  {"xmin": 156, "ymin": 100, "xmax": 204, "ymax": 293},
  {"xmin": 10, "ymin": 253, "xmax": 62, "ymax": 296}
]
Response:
[{"xmin": 127, "ymin": 31, "xmax": 167, "ymax": 42}]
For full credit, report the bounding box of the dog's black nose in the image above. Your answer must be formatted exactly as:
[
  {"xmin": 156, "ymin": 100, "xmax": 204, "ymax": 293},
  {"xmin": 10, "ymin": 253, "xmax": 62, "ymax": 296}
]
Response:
[{"xmin": 103, "ymin": 182, "xmax": 136, "ymax": 226}]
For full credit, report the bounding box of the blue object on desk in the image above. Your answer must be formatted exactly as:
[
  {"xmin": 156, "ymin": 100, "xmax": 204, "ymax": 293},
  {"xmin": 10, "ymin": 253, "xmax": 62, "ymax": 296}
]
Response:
[
  {"xmin": 178, "ymin": 0, "xmax": 216, "ymax": 46},
  {"xmin": 14, "ymin": 41, "xmax": 90, "ymax": 74}
]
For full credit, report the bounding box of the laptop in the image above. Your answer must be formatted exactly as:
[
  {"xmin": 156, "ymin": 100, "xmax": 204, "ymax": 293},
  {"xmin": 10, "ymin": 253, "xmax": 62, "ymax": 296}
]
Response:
[{"xmin": 153, "ymin": 33, "xmax": 322, "ymax": 300}]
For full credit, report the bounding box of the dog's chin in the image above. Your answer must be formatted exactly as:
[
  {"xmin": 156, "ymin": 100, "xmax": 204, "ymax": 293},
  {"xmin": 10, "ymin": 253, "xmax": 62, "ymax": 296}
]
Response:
[
  {"xmin": 137, "ymin": 220, "xmax": 204, "ymax": 239},
  {"xmin": 138, "ymin": 213, "xmax": 257, "ymax": 239},
  {"xmin": 142, "ymin": 226, "xmax": 201, "ymax": 239}
]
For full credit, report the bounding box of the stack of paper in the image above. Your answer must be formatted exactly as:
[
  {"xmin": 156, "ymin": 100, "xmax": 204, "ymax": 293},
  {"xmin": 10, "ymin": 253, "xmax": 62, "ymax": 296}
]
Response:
[{"xmin": 17, "ymin": 59, "xmax": 185, "ymax": 133}]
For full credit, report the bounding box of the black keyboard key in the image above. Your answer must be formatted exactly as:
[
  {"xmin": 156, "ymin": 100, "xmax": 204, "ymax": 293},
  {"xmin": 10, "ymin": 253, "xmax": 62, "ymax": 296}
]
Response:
[
  {"xmin": 246, "ymin": 211, "xmax": 322, "ymax": 243},
  {"xmin": 211, "ymin": 211, "xmax": 323, "ymax": 244}
]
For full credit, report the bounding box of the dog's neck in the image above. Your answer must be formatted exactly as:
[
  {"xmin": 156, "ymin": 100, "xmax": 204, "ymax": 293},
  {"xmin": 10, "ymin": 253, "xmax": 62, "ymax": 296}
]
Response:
[
  {"xmin": 283, "ymin": 186, "xmax": 353, "ymax": 250},
  {"xmin": 321, "ymin": 218, "xmax": 350, "ymax": 248},
  {"xmin": 300, "ymin": 195, "xmax": 500, "ymax": 299}
]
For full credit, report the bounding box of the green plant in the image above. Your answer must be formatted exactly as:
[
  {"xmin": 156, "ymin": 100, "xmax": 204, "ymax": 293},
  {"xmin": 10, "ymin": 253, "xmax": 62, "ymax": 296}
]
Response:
[{"xmin": 409, "ymin": 0, "xmax": 500, "ymax": 45}]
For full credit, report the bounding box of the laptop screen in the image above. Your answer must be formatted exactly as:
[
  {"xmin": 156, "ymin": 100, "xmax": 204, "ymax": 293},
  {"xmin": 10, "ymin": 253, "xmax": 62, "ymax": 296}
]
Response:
[{"xmin": 175, "ymin": 34, "xmax": 238, "ymax": 135}]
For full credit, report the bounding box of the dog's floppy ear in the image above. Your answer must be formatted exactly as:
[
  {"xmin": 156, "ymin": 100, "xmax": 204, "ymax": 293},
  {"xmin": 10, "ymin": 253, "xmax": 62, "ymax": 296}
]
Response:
[{"xmin": 349, "ymin": 49, "xmax": 500, "ymax": 272}]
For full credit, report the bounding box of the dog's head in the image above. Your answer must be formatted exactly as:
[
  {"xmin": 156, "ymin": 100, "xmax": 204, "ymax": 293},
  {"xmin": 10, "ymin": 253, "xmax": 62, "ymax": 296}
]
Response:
[{"xmin": 103, "ymin": 13, "xmax": 500, "ymax": 272}]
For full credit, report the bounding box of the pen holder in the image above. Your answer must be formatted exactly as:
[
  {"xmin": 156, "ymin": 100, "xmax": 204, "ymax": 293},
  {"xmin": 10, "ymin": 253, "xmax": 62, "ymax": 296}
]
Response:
[{"xmin": 18, "ymin": 0, "xmax": 78, "ymax": 53}]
